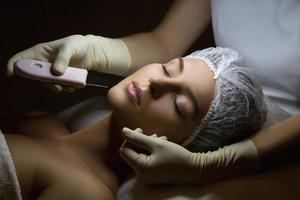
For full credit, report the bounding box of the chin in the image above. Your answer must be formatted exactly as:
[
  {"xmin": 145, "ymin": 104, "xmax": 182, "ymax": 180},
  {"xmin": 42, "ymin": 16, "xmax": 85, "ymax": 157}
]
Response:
[
  {"xmin": 108, "ymin": 84, "xmax": 132, "ymax": 114},
  {"xmin": 108, "ymin": 85, "xmax": 128, "ymax": 110},
  {"xmin": 108, "ymin": 84, "xmax": 143, "ymax": 130}
]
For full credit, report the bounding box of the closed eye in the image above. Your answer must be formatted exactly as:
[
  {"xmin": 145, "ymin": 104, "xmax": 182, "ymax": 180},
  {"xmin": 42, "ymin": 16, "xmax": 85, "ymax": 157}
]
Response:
[
  {"xmin": 162, "ymin": 64, "xmax": 171, "ymax": 77},
  {"xmin": 162, "ymin": 65, "xmax": 183, "ymax": 119},
  {"xmin": 173, "ymin": 95, "xmax": 183, "ymax": 119}
]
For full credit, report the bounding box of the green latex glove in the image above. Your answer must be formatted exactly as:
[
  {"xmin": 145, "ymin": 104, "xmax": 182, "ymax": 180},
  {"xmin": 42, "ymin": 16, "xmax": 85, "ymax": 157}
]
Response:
[
  {"xmin": 6, "ymin": 34, "xmax": 131, "ymax": 92},
  {"xmin": 119, "ymin": 127, "xmax": 259, "ymax": 185}
]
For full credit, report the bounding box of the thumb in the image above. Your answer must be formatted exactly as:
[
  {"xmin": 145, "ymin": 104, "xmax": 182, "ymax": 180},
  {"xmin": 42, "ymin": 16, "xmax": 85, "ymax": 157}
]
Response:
[
  {"xmin": 41, "ymin": 82, "xmax": 63, "ymax": 93},
  {"xmin": 52, "ymin": 47, "xmax": 72, "ymax": 75},
  {"xmin": 119, "ymin": 147, "xmax": 149, "ymax": 172},
  {"xmin": 122, "ymin": 127, "xmax": 158, "ymax": 152}
]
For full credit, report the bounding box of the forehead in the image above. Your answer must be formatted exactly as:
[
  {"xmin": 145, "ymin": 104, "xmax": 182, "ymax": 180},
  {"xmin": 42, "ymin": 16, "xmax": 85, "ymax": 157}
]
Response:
[{"xmin": 183, "ymin": 57, "xmax": 212, "ymax": 75}]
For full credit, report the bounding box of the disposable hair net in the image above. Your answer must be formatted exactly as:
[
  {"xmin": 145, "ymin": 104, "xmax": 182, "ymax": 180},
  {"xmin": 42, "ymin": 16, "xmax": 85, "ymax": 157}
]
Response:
[{"xmin": 181, "ymin": 47, "xmax": 267, "ymax": 152}]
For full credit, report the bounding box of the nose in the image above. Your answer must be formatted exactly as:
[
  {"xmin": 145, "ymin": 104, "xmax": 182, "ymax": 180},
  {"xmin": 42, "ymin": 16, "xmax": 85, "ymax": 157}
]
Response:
[{"xmin": 148, "ymin": 77, "xmax": 182, "ymax": 99}]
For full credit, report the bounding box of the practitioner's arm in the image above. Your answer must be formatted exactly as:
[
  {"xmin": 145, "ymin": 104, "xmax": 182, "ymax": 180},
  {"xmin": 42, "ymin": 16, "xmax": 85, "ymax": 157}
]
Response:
[
  {"xmin": 119, "ymin": 116, "xmax": 300, "ymax": 185},
  {"xmin": 122, "ymin": 0, "xmax": 211, "ymax": 73},
  {"xmin": 6, "ymin": 0, "xmax": 210, "ymax": 92},
  {"xmin": 251, "ymin": 115, "xmax": 300, "ymax": 170}
]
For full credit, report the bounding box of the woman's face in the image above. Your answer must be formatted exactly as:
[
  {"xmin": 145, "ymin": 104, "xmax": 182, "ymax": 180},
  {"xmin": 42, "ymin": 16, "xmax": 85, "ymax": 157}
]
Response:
[{"xmin": 108, "ymin": 57, "xmax": 215, "ymax": 144}]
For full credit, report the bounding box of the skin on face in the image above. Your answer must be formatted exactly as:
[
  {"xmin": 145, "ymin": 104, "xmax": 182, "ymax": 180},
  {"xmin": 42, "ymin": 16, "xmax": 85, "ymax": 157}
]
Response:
[{"xmin": 108, "ymin": 57, "xmax": 215, "ymax": 144}]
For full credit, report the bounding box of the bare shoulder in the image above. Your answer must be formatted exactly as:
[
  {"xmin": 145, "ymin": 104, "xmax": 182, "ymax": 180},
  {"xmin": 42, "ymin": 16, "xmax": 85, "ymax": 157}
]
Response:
[{"xmin": 1, "ymin": 110, "xmax": 70, "ymax": 139}]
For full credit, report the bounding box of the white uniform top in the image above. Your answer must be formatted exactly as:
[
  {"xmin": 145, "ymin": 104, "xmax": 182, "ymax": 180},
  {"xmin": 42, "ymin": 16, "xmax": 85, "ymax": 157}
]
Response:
[{"xmin": 211, "ymin": 0, "xmax": 300, "ymax": 115}]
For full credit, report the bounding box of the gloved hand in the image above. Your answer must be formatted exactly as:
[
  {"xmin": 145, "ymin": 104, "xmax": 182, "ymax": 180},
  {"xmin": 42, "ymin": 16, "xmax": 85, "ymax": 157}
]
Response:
[
  {"xmin": 119, "ymin": 127, "xmax": 259, "ymax": 185},
  {"xmin": 6, "ymin": 34, "xmax": 131, "ymax": 92}
]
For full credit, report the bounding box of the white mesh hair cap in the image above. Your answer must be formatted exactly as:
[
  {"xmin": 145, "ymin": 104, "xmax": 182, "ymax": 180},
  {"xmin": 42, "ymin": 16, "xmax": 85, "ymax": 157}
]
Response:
[{"xmin": 182, "ymin": 47, "xmax": 267, "ymax": 152}]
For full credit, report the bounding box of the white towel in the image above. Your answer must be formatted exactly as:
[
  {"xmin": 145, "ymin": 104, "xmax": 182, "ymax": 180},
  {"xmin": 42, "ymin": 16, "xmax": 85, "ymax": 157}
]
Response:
[{"xmin": 0, "ymin": 130, "xmax": 22, "ymax": 200}]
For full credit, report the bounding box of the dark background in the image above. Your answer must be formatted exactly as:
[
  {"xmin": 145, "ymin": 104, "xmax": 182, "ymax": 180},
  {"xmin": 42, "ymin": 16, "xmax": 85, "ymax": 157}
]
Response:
[{"xmin": 0, "ymin": 0, "xmax": 214, "ymax": 114}]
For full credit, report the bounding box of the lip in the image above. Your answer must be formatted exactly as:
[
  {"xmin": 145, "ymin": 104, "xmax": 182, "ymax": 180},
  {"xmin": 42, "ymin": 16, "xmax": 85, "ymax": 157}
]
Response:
[{"xmin": 127, "ymin": 81, "xmax": 141, "ymax": 106}]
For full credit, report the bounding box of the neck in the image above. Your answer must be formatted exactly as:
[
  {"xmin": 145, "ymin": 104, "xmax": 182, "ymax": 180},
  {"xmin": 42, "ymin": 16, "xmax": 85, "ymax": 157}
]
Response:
[{"xmin": 65, "ymin": 113, "xmax": 127, "ymax": 169}]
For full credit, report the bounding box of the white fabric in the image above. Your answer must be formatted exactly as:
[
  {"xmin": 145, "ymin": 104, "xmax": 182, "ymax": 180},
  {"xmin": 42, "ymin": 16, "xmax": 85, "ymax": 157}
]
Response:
[
  {"xmin": 211, "ymin": 0, "xmax": 300, "ymax": 115},
  {"xmin": 0, "ymin": 131, "xmax": 22, "ymax": 200}
]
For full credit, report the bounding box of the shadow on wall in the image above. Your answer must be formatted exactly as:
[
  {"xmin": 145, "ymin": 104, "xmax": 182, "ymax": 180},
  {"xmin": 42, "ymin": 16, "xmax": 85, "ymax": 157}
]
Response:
[{"xmin": 0, "ymin": 0, "xmax": 214, "ymax": 114}]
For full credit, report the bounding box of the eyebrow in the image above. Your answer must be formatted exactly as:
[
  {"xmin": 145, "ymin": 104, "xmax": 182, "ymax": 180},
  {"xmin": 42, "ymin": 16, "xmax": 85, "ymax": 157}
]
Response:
[{"xmin": 178, "ymin": 57, "xmax": 199, "ymax": 120}]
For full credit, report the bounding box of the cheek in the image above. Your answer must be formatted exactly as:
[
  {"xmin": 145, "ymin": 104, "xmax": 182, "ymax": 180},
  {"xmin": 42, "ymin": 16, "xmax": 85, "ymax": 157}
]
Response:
[
  {"xmin": 139, "ymin": 98, "xmax": 195, "ymax": 144},
  {"xmin": 107, "ymin": 82, "xmax": 138, "ymax": 126},
  {"xmin": 142, "ymin": 121, "xmax": 194, "ymax": 144},
  {"xmin": 141, "ymin": 96, "xmax": 175, "ymax": 123},
  {"xmin": 107, "ymin": 65, "xmax": 160, "ymax": 123},
  {"xmin": 162, "ymin": 125, "xmax": 194, "ymax": 144},
  {"xmin": 107, "ymin": 84, "xmax": 128, "ymax": 112}
]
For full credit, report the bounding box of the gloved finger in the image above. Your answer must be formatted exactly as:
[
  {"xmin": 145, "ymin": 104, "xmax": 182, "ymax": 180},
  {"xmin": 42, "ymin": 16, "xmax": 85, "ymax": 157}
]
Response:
[
  {"xmin": 41, "ymin": 82, "xmax": 63, "ymax": 93},
  {"xmin": 120, "ymin": 139, "xmax": 137, "ymax": 151},
  {"xmin": 119, "ymin": 147, "xmax": 149, "ymax": 171},
  {"xmin": 122, "ymin": 127, "xmax": 158, "ymax": 152},
  {"xmin": 150, "ymin": 134, "xmax": 158, "ymax": 138},
  {"xmin": 121, "ymin": 128, "xmax": 144, "ymax": 149},
  {"xmin": 159, "ymin": 136, "xmax": 168, "ymax": 140},
  {"xmin": 50, "ymin": 84, "xmax": 63, "ymax": 93},
  {"xmin": 6, "ymin": 56, "xmax": 19, "ymax": 76},
  {"xmin": 61, "ymin": 85, "xmax": 77, "ymax": 93},
  {"xmin": 120, "ymin": 140, "xmax": 127, "ymax": 150},
  {"xmin": 51, "ymin": 47, "xmax": 73, "ymax": 75},
  {"xmin": 6, "ymin": 50, "xmax": 36, "ymax": 76},
  {"xmin": 135, "ymin": 128, "xmax": 143, "ymax": 134}
]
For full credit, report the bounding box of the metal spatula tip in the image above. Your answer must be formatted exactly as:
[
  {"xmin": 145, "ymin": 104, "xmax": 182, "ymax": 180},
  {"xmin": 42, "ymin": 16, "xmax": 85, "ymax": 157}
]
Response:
[{"xmin": 85, "ymin": 83, "xmax": 109, "ymax": 89}]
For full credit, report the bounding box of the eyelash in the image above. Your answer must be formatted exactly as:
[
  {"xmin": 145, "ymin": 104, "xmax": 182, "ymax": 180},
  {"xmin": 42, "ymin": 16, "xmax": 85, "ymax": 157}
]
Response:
[
  {"xmin": 173, "ymin": 95, "xmax": 183, "ymax": 118},
  {"xmin": 162, "ymin": 64, "xmax": 171, "ymax": 77}
]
